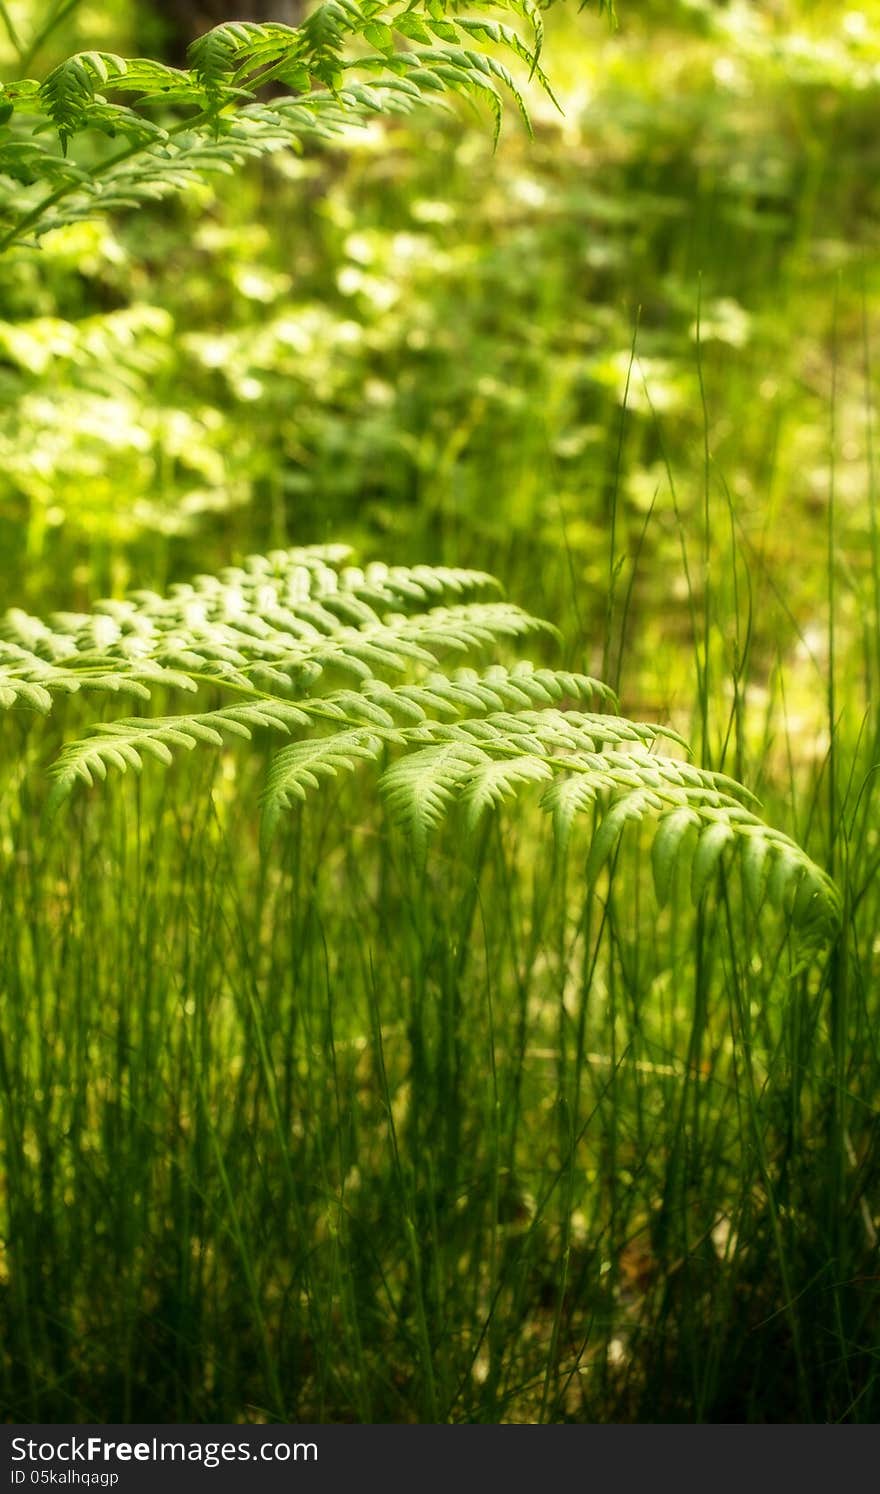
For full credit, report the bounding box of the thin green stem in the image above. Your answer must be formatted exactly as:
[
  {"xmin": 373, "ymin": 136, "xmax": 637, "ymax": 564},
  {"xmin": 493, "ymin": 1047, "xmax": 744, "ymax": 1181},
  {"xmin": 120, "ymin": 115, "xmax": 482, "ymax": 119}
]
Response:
[
  {"xmin": 20, "ymin": 0, "xmax": 84, "ymax": 75},
  {"xmin": 0, "ymin": 0, "xmax": 23, "ymax": 60}
]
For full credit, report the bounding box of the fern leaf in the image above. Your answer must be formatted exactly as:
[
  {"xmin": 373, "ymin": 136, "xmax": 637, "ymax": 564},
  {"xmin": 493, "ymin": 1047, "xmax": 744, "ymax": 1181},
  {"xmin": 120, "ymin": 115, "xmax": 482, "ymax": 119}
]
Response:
[
  {"xmin": 585, "ymin": 790, "xmax": 656, "ymax": 886},
  {"xmin": 380, "ymin": 741, "xmax": 488, "ymax": 851},
  {"xmin": 459, "ymin": 753, "xmax": 553, "ymax": 829},
  {"xmin": 691, "ymin": 819, "xmax": 736, "ymax": 904},
  {"xmin": 740, "ymin": 829, "xmax": 772, "ymax": 911},
  {"xmin": 651, "ymin": 806, "xmax": 700, "ymax": 906},
  {"xmin": 0, "ymin": 2, "xmax": 560, "ymax": 251},
  {"xmin": 1, "ymin": 545, "xmax": 840, "ymax": 958}
]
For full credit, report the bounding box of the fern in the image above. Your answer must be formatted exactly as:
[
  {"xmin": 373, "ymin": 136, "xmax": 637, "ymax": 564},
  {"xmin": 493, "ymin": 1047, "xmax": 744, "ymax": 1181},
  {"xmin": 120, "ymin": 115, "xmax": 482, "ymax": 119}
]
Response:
[
  {"xmin": 1, "ymin": 546, "xmax": 840, "ymax": 959},
  {"xmin": 0, "ymin": 0, "xmax": 565, "ymax": 251}
]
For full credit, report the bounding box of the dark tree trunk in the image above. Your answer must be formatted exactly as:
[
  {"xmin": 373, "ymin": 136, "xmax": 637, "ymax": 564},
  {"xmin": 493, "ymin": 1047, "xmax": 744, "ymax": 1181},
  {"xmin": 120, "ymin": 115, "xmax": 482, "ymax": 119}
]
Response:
[{"xmin": 146, "ymin": 1, "xmax": 307, "ymax": 66}]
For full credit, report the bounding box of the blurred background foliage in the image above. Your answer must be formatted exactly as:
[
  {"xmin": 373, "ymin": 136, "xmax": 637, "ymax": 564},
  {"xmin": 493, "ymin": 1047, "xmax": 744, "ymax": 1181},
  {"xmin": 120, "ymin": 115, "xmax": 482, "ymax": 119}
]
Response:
[{"xmin": 1, "ymin": 1, "xmax": 877, "ymax": 766}]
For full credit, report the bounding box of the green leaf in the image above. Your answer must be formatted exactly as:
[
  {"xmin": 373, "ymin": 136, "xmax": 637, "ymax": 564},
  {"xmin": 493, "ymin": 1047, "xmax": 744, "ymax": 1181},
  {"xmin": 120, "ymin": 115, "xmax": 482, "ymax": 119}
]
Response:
[
  {"xmin": 586, "ymin": 792, "xmax": 645, "ymax": 886},
  {"xmin": 651, "ymin": 807, "xmax": 699, "ymax": 907},
  {"xmin": 363, "ymin": 21, "xmax": 395, "ymax": 51},
  {"xmin": 393, "ymin": 14, "xmax": 433, "ymax": 43},
  {"xmin": 741, "ymin": 831, "xmax": 771, "ymax": 911},
  {"xmin": 691, "ymin": 820, "xmax": 734, "ymax": 904}
]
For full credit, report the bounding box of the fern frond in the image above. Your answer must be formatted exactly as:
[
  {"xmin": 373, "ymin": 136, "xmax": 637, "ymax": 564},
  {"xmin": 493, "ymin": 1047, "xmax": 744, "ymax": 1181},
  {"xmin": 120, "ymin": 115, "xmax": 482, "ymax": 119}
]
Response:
[
  {"xmin": 0, "ymin": 0, "xmax": 570, "ymax": 252},
  {"xmin": 459, "ymin": 752, "xmax": 554, "ymax": 829},
  {"xmin": 40, "ymin": 52, "xmax": 129, "ymax": 149},
  {"xmin": 1, "ymin": 546, "xmax": 840, "ymax": 959}
]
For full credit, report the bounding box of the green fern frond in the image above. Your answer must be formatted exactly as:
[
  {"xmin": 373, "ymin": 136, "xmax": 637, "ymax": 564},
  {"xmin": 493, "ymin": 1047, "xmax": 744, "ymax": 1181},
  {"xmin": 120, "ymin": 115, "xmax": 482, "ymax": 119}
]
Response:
[
  {"xmin": 0, "ymin": 0, "xmax": 574, "ymax": 252},
  {"xmin": 1, "ymin": 546, "xmax": 840, "ymax": 959},
  {"xmin": 39, "ymin": 51, "xmax": 129, "ymax": 149},
  {"xmin": 188, "ymin": 26, "xmax": 246, "ymax": 103}
]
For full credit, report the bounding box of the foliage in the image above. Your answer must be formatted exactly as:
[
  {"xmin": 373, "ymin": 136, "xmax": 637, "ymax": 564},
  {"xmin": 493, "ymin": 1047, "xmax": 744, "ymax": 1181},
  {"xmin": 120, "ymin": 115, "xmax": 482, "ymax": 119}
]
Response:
[
  {"xmin": 0, "ymin": 0, "xmax": 562, "ymax": 251},
  {"xmin": 0, "ymin": 1, "xmax": 842, "ymax": 958},
  {"xmin": 1, "ymin": 544, "xmax": 840, "ymax": 954},
  {"xmin": 1, "ymin": 0, "xmax": 879, "ymax": 1428}
]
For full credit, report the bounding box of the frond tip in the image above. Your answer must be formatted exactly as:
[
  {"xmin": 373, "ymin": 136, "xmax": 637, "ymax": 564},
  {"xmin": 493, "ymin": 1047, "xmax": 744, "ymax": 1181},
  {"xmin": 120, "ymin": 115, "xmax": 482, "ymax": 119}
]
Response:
[{"xmin": 0, "ymin": 545, "xmax": 840, "ymax": 959}]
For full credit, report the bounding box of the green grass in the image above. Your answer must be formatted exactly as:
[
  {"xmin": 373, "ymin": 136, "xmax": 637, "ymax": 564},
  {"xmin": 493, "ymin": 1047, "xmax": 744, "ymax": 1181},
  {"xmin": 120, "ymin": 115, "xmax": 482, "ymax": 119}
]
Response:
[{"xmin": 1, "ymin": 0, "xmax": 880, "ymax": 1424}]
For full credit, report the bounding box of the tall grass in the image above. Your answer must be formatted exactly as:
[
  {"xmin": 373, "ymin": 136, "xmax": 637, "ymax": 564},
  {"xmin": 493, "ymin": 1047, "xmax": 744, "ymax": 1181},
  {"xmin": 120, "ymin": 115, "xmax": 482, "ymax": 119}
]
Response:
[{"xmin": 1, "ymin": 465, "xmax": 878, "ymax": 1422}]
